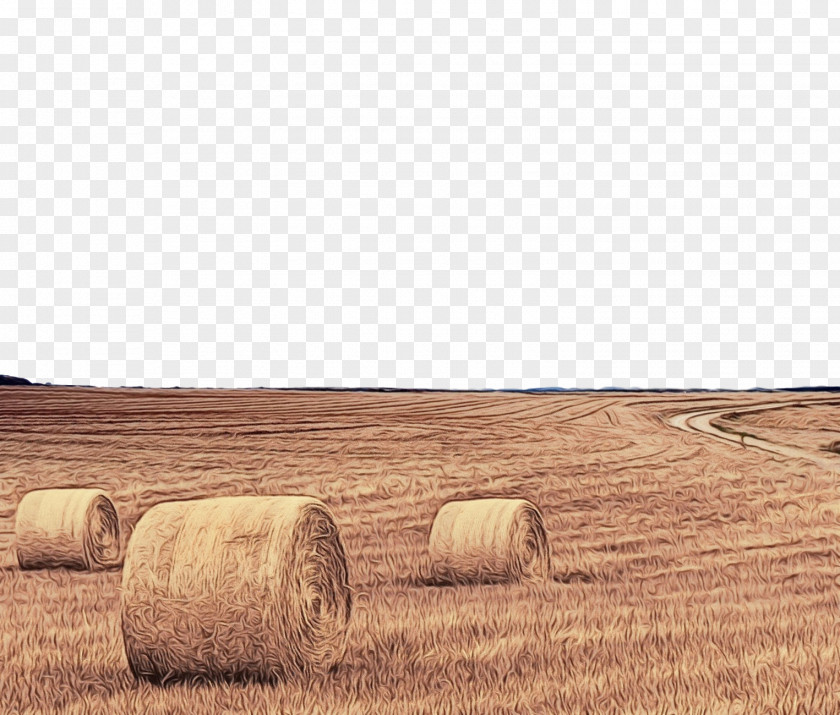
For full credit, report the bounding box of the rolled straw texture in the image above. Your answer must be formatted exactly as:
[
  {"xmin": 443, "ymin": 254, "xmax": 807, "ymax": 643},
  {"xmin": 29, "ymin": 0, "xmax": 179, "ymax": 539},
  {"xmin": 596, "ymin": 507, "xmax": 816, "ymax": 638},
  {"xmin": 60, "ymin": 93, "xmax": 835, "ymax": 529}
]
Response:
[
  {"xmin": 428, "ymin": 498, "xmax": 550, "ymax": 584},
  {"xmin": 16, "ymin": 488, "xmax": 121, "ymax": 570},
  {"xmin": 120, "ymin": 495, "xmax": 351, "ymax": 683}
]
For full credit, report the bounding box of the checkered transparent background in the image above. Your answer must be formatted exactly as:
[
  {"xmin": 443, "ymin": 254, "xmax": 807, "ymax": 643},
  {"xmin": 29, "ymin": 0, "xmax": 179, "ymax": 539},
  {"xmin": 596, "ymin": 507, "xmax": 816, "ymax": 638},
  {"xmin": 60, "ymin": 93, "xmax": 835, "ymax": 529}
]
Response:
[{"xmin": 1, "ymin": 2, "xmax": 838, "ymax": 389}]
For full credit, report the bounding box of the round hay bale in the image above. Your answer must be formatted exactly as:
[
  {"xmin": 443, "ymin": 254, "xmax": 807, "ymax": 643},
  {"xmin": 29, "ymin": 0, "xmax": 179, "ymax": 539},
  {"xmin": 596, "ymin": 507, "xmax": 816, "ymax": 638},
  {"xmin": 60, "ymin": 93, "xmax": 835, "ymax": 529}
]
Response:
[
  {"xmin": 428, "ymin": 498, "xmax": 550, "ymax": 584},
  {"xmin": 121, "ymin": 495, "xmax": 351, "ymax": 684},
  {"xmin": 15, "ymin": 488, "xmax": 121, "ymax": 570}
]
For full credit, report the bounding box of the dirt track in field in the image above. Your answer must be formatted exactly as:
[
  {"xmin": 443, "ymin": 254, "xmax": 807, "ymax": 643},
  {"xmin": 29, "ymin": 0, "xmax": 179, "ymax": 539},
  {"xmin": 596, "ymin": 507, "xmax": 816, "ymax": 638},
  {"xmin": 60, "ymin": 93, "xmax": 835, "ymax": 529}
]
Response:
[
  {"xmin": 670, "ymin": 398, "xmax": 840, "ymax": 471},
  {"xmin": 2, "ymin": 387, "xmax": 840, "ymax": 714}
]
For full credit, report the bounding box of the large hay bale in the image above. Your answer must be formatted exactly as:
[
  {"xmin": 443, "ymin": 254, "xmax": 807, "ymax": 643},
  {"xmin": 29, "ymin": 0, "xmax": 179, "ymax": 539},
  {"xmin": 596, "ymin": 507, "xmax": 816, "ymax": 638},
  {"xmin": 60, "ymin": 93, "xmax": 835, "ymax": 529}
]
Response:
[
  {"xmin": 15, "ymin": 488, "xmax": 121, "ymax": 570},
  {"xmin": 428, "ymin": 498, "xmax": 550, "ymax": 584},
  {"xmin": 121, "ymin": 495, "xmax": 352, "ymax": 683}
]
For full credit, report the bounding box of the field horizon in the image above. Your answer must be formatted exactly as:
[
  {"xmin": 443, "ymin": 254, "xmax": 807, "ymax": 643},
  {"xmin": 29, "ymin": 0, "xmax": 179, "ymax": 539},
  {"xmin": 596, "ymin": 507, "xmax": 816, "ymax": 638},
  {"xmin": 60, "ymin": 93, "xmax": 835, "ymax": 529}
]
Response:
[{"xmin": 2, "ymin": 386, "xmax": 840, "ymax": 713}]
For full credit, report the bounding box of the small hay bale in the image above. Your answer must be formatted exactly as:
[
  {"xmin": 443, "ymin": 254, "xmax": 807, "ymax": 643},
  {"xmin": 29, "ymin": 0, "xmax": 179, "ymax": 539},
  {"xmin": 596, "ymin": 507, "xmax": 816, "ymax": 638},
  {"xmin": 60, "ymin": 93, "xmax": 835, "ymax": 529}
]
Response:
[
  {"xmin": 428, "ymin": 498, "xmax": 551, "ymax": 584},
  {"xmin": 120, "ymin": 495, "xmax": 351, "ymax": 683},
  {"xmin": 826, "ymin": 440, "xmax": 840, "ymax": 455},
  {"xmin": 15, "ymin": 488, "xmax": 121, "ymax": 570}
]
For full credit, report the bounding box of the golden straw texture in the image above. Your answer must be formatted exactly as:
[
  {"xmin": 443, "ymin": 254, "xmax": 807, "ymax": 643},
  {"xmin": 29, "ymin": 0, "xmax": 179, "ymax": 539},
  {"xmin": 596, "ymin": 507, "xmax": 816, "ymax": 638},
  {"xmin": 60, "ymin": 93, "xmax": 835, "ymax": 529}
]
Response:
[
  {"xmin": 120, "ymin": 495, "xmax": 351, "ymax": 684},
  {"xmin": 15, "ymin": 488, "xmax": 121, "ymax": 570},
  {"xmin": 428, "ymin": 498, "xmax": 550, "ymax": 584}
]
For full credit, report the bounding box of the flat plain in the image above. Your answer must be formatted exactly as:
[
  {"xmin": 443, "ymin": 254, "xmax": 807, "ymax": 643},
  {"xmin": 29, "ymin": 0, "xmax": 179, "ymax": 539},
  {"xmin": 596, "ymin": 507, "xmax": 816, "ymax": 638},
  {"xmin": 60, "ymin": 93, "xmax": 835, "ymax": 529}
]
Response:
[{"xmin": 2, "ymin": 387, "xmax": 840, "ymax": 714}]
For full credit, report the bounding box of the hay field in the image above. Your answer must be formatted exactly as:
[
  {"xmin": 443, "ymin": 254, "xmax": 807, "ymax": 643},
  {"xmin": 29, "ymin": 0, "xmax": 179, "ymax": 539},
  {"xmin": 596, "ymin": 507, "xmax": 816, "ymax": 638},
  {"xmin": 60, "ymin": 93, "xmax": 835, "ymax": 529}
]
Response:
[
  {"xmin": 712, "ymin": 401, "xmax": 840, "ymax": 456},
  {"xmin": 2, "ymin": 387, "xmax": 840, "ymax": 714}
]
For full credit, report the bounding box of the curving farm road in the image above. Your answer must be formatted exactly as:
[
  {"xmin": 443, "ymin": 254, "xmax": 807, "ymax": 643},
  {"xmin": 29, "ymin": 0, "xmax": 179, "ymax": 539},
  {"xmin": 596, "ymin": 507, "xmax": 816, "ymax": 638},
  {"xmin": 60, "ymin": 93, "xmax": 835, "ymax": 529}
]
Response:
[{"xmin": 668, "ymin": 398, "xmax": 840, "ymax": 472}]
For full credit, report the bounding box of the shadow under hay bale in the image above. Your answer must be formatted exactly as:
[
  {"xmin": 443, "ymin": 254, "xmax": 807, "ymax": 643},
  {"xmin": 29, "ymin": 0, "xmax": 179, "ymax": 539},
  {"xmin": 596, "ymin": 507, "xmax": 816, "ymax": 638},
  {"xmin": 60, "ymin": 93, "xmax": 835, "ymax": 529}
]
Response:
[
  {"xmin": 427, "ymin": 498, "xmax": 551, "ymax": 585},
  {"xmin": 120, "ymin": 495, "xmax": 351, "ymax": 684},
  {"xmin": 15, "ymin": 488, "xmax": 121, "ymax": 570}
]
